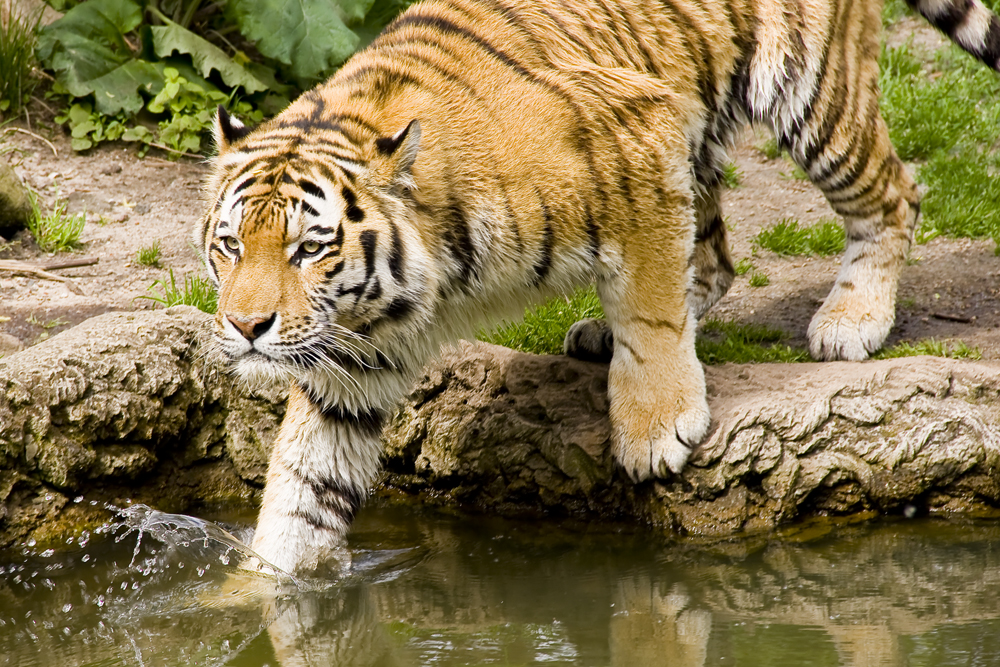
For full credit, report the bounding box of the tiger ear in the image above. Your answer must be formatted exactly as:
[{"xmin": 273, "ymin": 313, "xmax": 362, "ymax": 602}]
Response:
[
  {"xmin": 369, "ymin": 119, "xmax": 421, "ymax": 190},
  {"xmin": 214, "ymin": 106, "xmax": 252, "ymax": 155}
]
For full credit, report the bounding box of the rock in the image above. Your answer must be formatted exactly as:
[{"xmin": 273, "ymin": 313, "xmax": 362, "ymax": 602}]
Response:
[
  {"xmin": 382, "ymin": 345, "xmax": 1000, "ymax": 535},
  {"xmin": 0, "ymin": 306, "xmax": 283, "ymax": 547},
  {"xmin": 3, "ymin": 308, "xmax": 1000, "ymax": 549},
  {"xmin": 0, "ymin": 161, "xmax": 32, "ymax": 239}
]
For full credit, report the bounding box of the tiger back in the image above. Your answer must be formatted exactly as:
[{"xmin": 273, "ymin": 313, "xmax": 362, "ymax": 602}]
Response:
[{"xmin": 198, "ymin": 0, "xmax": 1000, "ymax": 574}]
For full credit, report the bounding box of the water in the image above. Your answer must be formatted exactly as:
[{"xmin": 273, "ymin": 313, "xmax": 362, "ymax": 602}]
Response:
[{"xmin": 2, "ymin": 503, "xmax": 1000, "ymax": 667}]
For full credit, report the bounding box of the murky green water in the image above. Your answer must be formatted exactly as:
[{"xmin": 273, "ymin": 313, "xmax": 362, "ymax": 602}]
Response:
[{"xmin": 2, "ymin": 503, "xmax": 1000, "ymax": 666}]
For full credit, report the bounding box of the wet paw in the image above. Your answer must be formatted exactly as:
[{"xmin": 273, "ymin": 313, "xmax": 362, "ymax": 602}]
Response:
[{"xmin": 564, "ymin": 318, "xmax": 614, "ymax": 362}]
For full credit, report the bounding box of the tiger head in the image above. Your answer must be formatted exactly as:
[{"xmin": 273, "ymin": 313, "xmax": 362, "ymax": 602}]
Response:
[{"xmin": 199, "ymin": 107, "xmax": 431, "ymax": 387}]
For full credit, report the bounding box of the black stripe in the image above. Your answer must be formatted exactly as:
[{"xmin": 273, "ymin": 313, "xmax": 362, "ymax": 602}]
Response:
[
  {"xmin": 985, "ymin": 15, "xmax": 1000, "ymax": 67},
  {"xmin": 289, "ymin": 508, "xmax": 344, "ymax": 532},
  {"xmin": 359, "ymin": 229, "xmax": 377, "ymax": 280},
  {"xmin": 443, "ymin": 201, "xmax": 478, "ymax": 284},
  {"xmin": 309, "ymin": 225, "xmax": 338, "ymax": 235},
  {"xmin": 308, "ymin": 478, "xmax": 365, "ymax": 523},
  {"xmin": 302, "ymin": 200, "xmax": 319, "ymax": 217},
  {"xmin": 368, "ymin": 39, "xmax": 483, "ymax": 99},
  {"xmin": 233, "ymin": 178, "xmax": 253, "ymax": 196},
  {"xmin": 696, "ymin": 214, "xmax": 725, "ymax": 243},
  {"xmin": 325, "ymin": 260, "xmax": 345, "ymax": 280},
  {"xmin": 300, "ymin": 382, "xmax": 386, "ymax": 436},
  {"xmin": 383, "ymin": 296, "xmax": 416, "ymax": 321},
  {"xmin": 343, "ymin": 187, "xmax": 365, "ymax": 222},
  {"xmin": 367, "ymin": 277, "xmax": 382, "ymax": 301},
  {"xmin": 533, "ymin": 221, "xmax": 554, "ymax": 285},
  {"xmin": 300, "ymin": 180, "xmax": 326, "ymax": 200},
  {"xmin": 388, "ymin": 221, "xmax": 405, "ymax": 283}
]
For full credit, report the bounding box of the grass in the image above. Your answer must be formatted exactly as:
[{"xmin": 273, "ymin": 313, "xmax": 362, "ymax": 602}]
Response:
[
  {"xmin": 754, "ymin": 218, "xmax": 845, "ymax": 256},
  {"xmin": 757, "ymin": 137, "xmax": 782, "ymax": 160},
  {"xmin": 0, "ymin": 1, "xmax": 41, "ymax": 117},
  {"xmin": 697, "ymin": 319, "xmax": 810, "ymax": 364},
  {"xmin": 872, "ymin": 338, "xmax": 981, "ymax": 360},
  {"xmin": 877, "ymin": 39, "xmax": 1000, "ymax": 244},
  {"xmin": 479, "ymin": 287, "xmax": 603, "ymax": 355},
  {"xmin": 136, "ymin": 241, "xmax": 162, "ymax": 267},
  {"xmin": 722, "ymin": 161, "xmax": 743, "ymax": 188},
  {"xmin": 139, "ymin": 269, "xmax": 218, "ymax": 314},
  {"xmin": 748, "ymin": 271, "xmax": 770, "ymax": 287},
  {"xmin": 734, "ymin": 258, "xmax": 754, "ymax": 275},
  {"xmin": 26, "ymin": 191, "xmax": 85, "ymax": 253}
]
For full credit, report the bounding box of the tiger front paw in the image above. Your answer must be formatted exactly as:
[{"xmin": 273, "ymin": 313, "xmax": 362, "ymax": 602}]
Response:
[{"xmin": 613, "ymin": 396, "xmax": 711, "ymax": 482}]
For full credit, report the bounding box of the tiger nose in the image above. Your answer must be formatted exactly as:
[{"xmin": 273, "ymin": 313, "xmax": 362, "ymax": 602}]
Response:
[{"xmin": 226, "ymin": 313, "xmax": 276, "ymax": 341}]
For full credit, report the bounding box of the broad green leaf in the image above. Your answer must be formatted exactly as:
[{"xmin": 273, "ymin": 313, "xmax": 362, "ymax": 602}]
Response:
[
  {"xmin": 150, "ymin": 20, "xmax": 267, "ymax": 94},
  {"xmin": 37, "ymin": 0, "xmax": 142, "ymax": 61},
  {"xmin": 87, "ymin": 59, "xmax": 163, "ymax": 114},
  {"xmin": 228, "ymin": 0, "xmax": 372, "ymax": 83}
]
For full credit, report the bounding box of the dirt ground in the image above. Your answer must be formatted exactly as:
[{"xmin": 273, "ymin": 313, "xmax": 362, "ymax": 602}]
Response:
[{"xmin": 2, "ymin": 18, "xmax": 1000, "ymax": 358}]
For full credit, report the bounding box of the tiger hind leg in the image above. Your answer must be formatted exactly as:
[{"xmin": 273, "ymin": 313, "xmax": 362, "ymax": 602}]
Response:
[
  {"xmin": 792, "ymin": 114, "xmax": 920, "ymax": 361},
  {"xmin": 688, "ymin": 180, "xmax": 735, "ymax": 319}
]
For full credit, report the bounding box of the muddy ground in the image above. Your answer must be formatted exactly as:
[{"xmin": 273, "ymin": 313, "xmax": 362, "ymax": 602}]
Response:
[{"xmin": 2, "ymin": 17, "xmax": 999, "ymax": 358}]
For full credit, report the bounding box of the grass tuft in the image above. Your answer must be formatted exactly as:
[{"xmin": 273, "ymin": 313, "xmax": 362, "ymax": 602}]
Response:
[
  {"xmin": 722, "ymin": 161, "xmax": 743, "ymax": 188},
  {"xmin": 136, "ymin": 241, "xmax": 162, "ymax": 267},
  {"xmin": 872, "ymin": 338, "xmax": 981, "ymax": 360},
  {"xmin": 754, "ymin": 218, "xmax": 845, "ymax": 256},
  {"xmin": 697, "ymin": 318, "xmax": 810, "ymax": 364},
  {"xmin": 915, "ymin": 148, "xmax": 1000, "ymax": 243},
  {"xmin": 26, "ymin": 192, "xmax": 85, "ymax": 253},
  {"xmin": 757, "ymin": 137, "xmax": 782, "ymax": 160},
  {"xmin": 478, "ymin": 287, "xmax": 603, "ymax": 355},
  {"xmin": 734, "ymin": 258, "xmax": 754, "ymax": 275},
  {"xmin": 748, "ymin": 271, "xmax": 771, "ymax": 287},
  {"xmin": 140, "ymin": 269, "xmax": 218, "ymax": 314},
  {"xmin": 0, "ymin": 2, "xmax": 41, "ymax": 117}
]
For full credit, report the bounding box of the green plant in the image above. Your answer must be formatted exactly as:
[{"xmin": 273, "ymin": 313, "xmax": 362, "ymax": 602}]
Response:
[
  {"xmin": 35, "ymin": 0, "xmax": 415, "ymax": 155},
  {"xmin": 757, "ymin": 137, "xmax": 782, "ymax": 160},
  {"xmin": 754, "ymin": 218, "xmax": 845, "ymax": 256},
  {"xmin": 915, "ymin": 147, "xmax": 1000, "ymax": 243},
  {"xmin": 734, "ymin": 258, "xmax": 754, "ymax": 275},
  {"xmin": 0, "ymin": 0, "xmax": 41, "ymax": 116},
  {"xmin": 136, "ymin": 241, "xmax": 162, "ymax": 267},
  {"xmin": 140, "ymin": 268, "xmax": 218, "ymax": 313},
  {"xmin": 722, "ymin": 161, "xmax": 742, "ymax": 188},
  {"xmin": 26, "ymin": 191, "xmax": 85, "ymax": 252},
  {"xmin": 872, "ymin": 338, "xmax": 981, "ymax": 360},
  {"xmin": 479, "ymin": 287, "xmax": 604, "ymax": 355},
  {"xmin": 696, "ymin": 318, "xmax": 810, "ymax": 364},
  {"xmin": 748, "ymin": 271, "xmax": 770, "ymax": 287}
]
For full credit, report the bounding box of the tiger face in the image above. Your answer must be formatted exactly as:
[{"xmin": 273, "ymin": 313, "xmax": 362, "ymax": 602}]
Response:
[{"xmin": 200, "ymin": 111, "xmax": 429, "ymax": 388}]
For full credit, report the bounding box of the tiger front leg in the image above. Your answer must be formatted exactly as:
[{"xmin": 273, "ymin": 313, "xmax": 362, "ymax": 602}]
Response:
[
  {"xmin": 250, "ymin": 383, "xmax": 384, "ymax": 575},
  {"xmin": 597, "ymin": 234, "xmax": 711, "ymax": 481}
]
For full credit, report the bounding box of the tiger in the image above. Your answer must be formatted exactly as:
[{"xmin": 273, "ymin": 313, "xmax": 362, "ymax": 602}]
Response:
[{"xmin": 198, "ymin": 0, "xmax": 1000, "ymax": 574}]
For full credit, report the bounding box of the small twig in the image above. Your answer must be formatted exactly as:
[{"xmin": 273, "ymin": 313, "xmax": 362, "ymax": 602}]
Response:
[
  {"xmin": 0, "ymin": 260, "xmax": 84, "ymax": 294},
  {"xmin": 36, "ymin": 257, "xmax": 99, "ymax": 271},
  {"xmin": 3, "ymin": 127, "xmax": 58, "ymax": 156},
  {"xmin": 932, "ymin": 312, "xmax": 974, "ymax": 324}
]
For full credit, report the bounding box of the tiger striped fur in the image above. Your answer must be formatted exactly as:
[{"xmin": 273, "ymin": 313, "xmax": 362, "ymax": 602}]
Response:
[{"xmin": 199, "ymin": 0, "xmax": 1000, "ymax": 574}]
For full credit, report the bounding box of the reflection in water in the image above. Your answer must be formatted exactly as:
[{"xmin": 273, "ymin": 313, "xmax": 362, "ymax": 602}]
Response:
[{"xmin": 2, "ymin": 503, "xmax": 1000, "ymax": 666}]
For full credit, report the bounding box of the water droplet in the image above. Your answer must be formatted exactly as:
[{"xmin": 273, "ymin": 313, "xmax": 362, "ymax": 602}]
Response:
[
  {"xmin": 26, "ymin": 538, "xmax": 36, "ymax": 547},
  {"xmin": 62, "ymin": 604, "xmax": 72, "ymax": 613},
  {"xmin": 196, "ymin": 566, "xmax": 206, "ymax": 577},
  {"xmin": 178, "ymin": 562, "xmax": 185, "ymax": 569},
  {"xmin": 39, "ymin": 549, "xmax": 54, "ymax": 558},
  {"xmin": 63, "ymin": 627, "xmax": 71, "ymax": 636},
  {"xmin": 96, "ymin": 595, "xmax": 105, "ymax": 607},
  {"xmin": 74, "ymin": 496, "xmax": 83, "ymax": 503},
  {"xmin": 220, "ymin": 554, "xmax": 230, "ymax": 565},
  {"xmin": 82, "ymin": 554, "xmax": 91, "ymax": 563}
]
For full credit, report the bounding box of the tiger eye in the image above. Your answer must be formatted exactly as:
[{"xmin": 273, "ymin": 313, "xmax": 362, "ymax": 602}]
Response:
[
  {"xmin": 223, "ymin": 237, "xmax": 240, "ymax": 252},
  {"xmin": 301, "ymin": 240, "xmax": 322, "ymax": 255}
]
